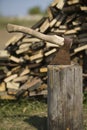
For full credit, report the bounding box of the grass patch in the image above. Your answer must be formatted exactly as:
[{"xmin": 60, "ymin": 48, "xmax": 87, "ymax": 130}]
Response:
[
  {"xmin": 0, "ymin": 98, "xmax": 87, "ymax": 130},
  {"xmin": 84, "ymin": 103, "xmax": 87, "ymax": 130},
  {"xmin": 0, "ymin": 98, "xmax": 47, "ymax": 117},
  {"xmin": 0, "ymin": 98, "xmax": 47, "ymax": 130}
]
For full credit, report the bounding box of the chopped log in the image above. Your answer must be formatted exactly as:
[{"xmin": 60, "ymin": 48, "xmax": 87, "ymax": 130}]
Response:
[
  {"xmin": 20, "ymin": 67, "xmax": 30, "ymax": 76},
  {"xmin": 80, "ymin": 6, "xmax": 87, "ymax": 11},
  {"xmin": 78, "ymin": 33, "xmax": 87, "ymax": 38},
  {"xmin": 51, "ymin": 0, "xmax": 58, "ymax": 6},
  {"xmin": 63, "ymin": 4, "xmax": 80, "ymax": 13},
  {"xmin": 10, "ymin": 56, "xmax": 24, "ymax": 63},
  {"xmin": 65, "ymin": 29, "xmax": 77, "ymax": 35},
  {"xmin": 50, "ymin": 15, "xmax": 61, "ymax": 27},
  {"xmin": 56, "ymin": 0, "xmax": 65, "ymax": 10},
  {"xmin": 40, "ymin": 18, "xmax": 50, "ymax": 33},
  {"xmin": 35, "ymin": 58, "xmax": 43, "ymax": 63},
  {"xmin": 13, "ymin": 75, "xmax": 29, "ymax": 82},
  {"xmin": 59, "ymin": 25, "xmax": 67, "ymax": 29},
  {"xmin": 74, "ymin": 45, "xmax": 87, "ymax": 53},
  {"xmin": 4, "ymin": 74, "xmax": 18, "ymax": 83},
  {"xmin": 28, "ymin": 63, "xmax": 41, "ymax": 69},
  {"xmin": 16, "ymin": 47, "xmax": 29, "ymax": 54},
  {"xmin": 7, "ymin": 66, "xmax": 20, "ymax": 76},
  {"xmin": 0, "ymin": 92, "xmax": 16, "ymax": 100},
  {"xmin": 44, "ymin": 48, "xmax": 57, "ymax": 56},
  {"xmin": 29, "ymin": 51, "xmax": 43, "ymax": 61},
  {"xmin": 47, "ymin": 7, "xmax": 54, "ymax": 21},
  {"xmin": 37, "ymin": 84, "xmax": 47, "ymax": 92},
  {"xmin": 65, "ymin": 14, "xmax": 76, "ymax": 24},
  {"xmin": 22, "ymin": 37, "xmax": 40, "ymax": 43},
  {"xmin": 55, "ymin": 15, "xmax": 66, "ymax": 27},
  {"xmin": 0, "ymin": 50, "xmax": 10, "ymax": 58},
  {"xmin": 7, "ymin": 24, "xmax": 64, "ymax": 46},
  {"xmin": 7, "ymin": 88, "xmax": 18, "ymax": 95},
  {"xmin": 51, "ymin": 28, "xmax": 66, "ymax": 34},
  {"xmin": 16, "ymin": 77, "xmax": 42, "ymax": 97},
  {"xmin": 67, "ymin": 0, "xmax": 79, "ymax": 5},
  {"xmin": 27, "ymin": 78, "xmax": 42, "ymax": 91},
  {"xmin": 5, "ymin": 33, "xmax": 24, "ymax": 47},
  {"xmin": 0, "ymin": 82, "xmax": 6, "ymax": 92},
  {"xmin": 83, "ymin": 73, "xmax": 87, "ymax": 77},
  {"xmin": 6, "ymin": 82, "xmax": 20, "ymax": 90},
  {"xmin": 46, "ymin": 42, "xmax": 59, "ymax": 48},
  {"xmin": 40, "ymin": 67, "xmax": 48, "ymax": 73},
  {"xmin": 19, "ymin": 43, "xmax": 31, "ymax": 49},
  {"xmin": 29, "ymin": 90, "xmax": 47, "ymax": 97}
]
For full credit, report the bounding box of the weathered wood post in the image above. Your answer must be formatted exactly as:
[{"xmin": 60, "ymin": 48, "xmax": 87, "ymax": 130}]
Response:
[{"xmin": 48, "ymin": 65, "xmax": 83, "ymax": 130}]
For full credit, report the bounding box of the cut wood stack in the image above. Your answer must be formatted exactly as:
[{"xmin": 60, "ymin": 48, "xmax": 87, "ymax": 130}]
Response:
[{"xmin": 0, "ymin": 0, "xmax": 87, "ymax": 99}]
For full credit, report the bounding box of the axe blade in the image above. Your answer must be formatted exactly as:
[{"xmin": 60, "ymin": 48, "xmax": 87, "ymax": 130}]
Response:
[{"xmin": 50, "ymin": 38, "xmax": 72, "ymax": 65}]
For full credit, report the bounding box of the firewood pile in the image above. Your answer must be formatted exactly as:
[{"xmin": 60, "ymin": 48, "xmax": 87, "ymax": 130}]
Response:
[{"xmin": 0, "ymin": 0, "xmax": 87, "ymax": 99}]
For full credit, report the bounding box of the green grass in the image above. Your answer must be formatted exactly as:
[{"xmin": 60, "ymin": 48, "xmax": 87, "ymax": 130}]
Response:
[
  {"xmin": 0, "ymin": 98, "xmax": 87, "ymax": 130},
  {"xmin": 0, "ymin": 98, "xmax": 47, "ymax": 130}
]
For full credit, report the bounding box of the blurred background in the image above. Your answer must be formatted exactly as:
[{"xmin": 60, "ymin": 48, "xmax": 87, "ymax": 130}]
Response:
[{"xmin": 0, "ymin": 0, "xmax": 52, "ymax": 49}]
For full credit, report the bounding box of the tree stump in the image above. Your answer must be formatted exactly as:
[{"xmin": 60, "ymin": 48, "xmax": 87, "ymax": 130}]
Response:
[{"xmin": 48, "ymin": 65, "xmax": 83, "ymax": 130}]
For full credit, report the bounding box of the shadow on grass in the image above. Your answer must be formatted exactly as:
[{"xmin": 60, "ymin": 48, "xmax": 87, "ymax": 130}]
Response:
[{"xmin": 24, "ymin": 115, "xmax": 47, "ymax": 130}]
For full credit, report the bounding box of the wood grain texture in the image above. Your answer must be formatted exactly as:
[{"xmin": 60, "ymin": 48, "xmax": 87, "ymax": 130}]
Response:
[{"xmin": 48, "ymin": 65, "xmax": 83, "ymax": 130}]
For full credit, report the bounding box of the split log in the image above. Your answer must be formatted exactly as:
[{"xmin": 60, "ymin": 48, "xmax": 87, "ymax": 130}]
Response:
[
  {"xmin": 44, "ymin": 48, "xmax": 57, "ymax": 56},
  {"xmin": 51, "ymin": 0, "xmax": 59, "ymax": 7},
  {"xmin": 5, "ymin": 33, "xmax": 24, "ymax": 47},
  {"xmin": 67, "ymin": 0, "xmax": 79, "ymax": 5},
  {"xmin": 10, "ymin": 56, "xmax": 24, "ymax": 63},
  {"xmin": 0, "ymin": 50, "xmax": 10, "ymax": 58},
  {"xmin": 47, "ymin": 7, "xmax": 54, "ymax": 21},
  {"xmin": 50, "ymin": 15, "xmax": 61, "ymax": 27},
  {"xmin": 56, "ymin": 0, "xmax": 65, "ymax": 10},
  {"xmin": 0, "ymin": 92, "xmax": 16, "ymax": 100},
  {"xmin": 29, "ymin": 90, "xmax": 47, "ymax": 97},
  {"xmin": 29, "ymin": 51, "xmax": 43, "ymax": 61},
  {"xmin": 13, "ymin": 75, "xmax": 29, "ymax": 82},
  {"xmin": 22, "ymin": 37, "xmax": 40, "ymax": 43},
  {"xmin": 4, "ymin": 74, "xmax": 18, "ymax": 83},
  {"xmin": 16, "ymin": 77, "xmax": 42, "ymax": 97},
  {"xmin": 74, "ymin": 45, "xmax": 87, "ymax": 53},
  {"xmin": 20, "ymin": 67, "xmax": 30, "ymax": 76},
  {"xmin": 40, "ymin": 67, "xmax": 48, "ymax": 73},
  {"xmin": 6, "ymin": 82, "xmax": 20, "ymax": 90},
  {"xmin": 40, "ymin": 18, "xmax": 50, "ymax": 33},
  {"xmin": 0, "ymin": 82, "xmax": 6, "ymax": 92},
  {"xmin": 7, "ymin": 88, "xmax": 18, "ymax": 95},
  {"xmin": 16, "ymin": 47, "xmax": 29, "ymax": 54}
]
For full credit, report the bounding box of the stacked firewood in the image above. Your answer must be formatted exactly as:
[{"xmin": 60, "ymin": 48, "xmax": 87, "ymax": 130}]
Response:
[{"xmin": 0, "ymin": 0, "xmax": 87, "ymax": 99}]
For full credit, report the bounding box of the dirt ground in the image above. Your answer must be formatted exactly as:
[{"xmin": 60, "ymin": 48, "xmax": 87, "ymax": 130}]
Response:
[{"xmin": 0, "ymin": 30, "xmax": 14, "ymax": 49}]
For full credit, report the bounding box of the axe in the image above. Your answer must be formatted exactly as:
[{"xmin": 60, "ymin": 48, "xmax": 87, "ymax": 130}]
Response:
[
  {"xmin": 7, "ymin": 24, "xmax": 72, "ymax": 65},
  {"xmin": 50, "ymin": 37, "xmax": 73, "ymax": 65}
]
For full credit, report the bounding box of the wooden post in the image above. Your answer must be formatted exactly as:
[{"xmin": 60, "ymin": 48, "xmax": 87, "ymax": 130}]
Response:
[{"xmin": 48, "ymin": 65, "xmax": 83, "ymax": 130}]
